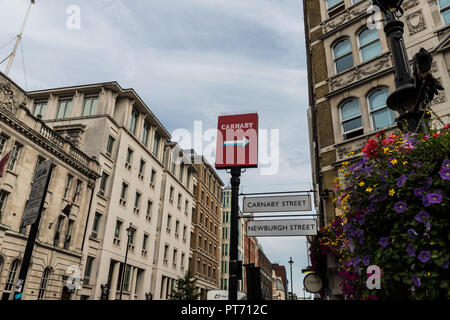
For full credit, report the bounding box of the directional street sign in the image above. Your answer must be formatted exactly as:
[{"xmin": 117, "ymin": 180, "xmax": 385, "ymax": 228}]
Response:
[
  {"xmin": 243, "ymin": 194, "xmax": 311, "ymax": 213},
  {"xmin": 22, "ymin": 159, "xmax": 53, "ymax": 226},
  {"xmin": 215, "ymin": 113, "xmax": 258, "ymax": 169},
  {"xmin": 246, "ymin": 219, "xmax": 317, "ymax": 237}
]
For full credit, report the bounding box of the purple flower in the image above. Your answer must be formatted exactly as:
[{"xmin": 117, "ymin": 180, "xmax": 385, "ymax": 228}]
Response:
[
  {"xmin": 414, "ymin": 210, "xmax": 430, "ymax": 224},
  {"xmin": 349, "ymin": 240, "xmax": 355, "ymax": 253},
  {"xmin": 425, "ymin": 222, "xmax": 431, "ymax": 232},
  {"xmin": 408, "ymin": 229, "xmax": 418, "ymax": 239},
  {"xmin": 394, "ymin": 201, "xmax": 407, "ymax": 213},
  {"xmin": 423, "ymin": 232, "xmax": 430, "ymax": 240},
  {"xmin": 362, "ymin": 255, "xmax": 370, "ymax": 266},
  {"xmin": 426, "ymin": 193, "xmax": 442, "ymax": 204},
  {"xmin": 440, "ymin": 167, "xmax": 450, "ymax": 180},
  {"xmin": 413, "ymin": 161, "xmax": 423, "ymax": 168},
  {"xmin": 442, "ymin": 259, "xmax": 449, "ymax": 269},
  {"xmin": 441, "ymin": 159, "xmax": 450, "ymax": 169},
  {"xmin": 423, "ymin": 177, "xmax": 433, "ymax": 190},
  {"xmin": 396, "ymin": 175, "xmax": 407, "ymax": 188},
  {"xmin": 422, "ymin": 196, "xmax": 430, "ymax": 207},
  {"xmin": 379, "ymin": 237, "xmax": 389, "ymax": 248},
  {"xmin": 358, "ymin": 214, "xmax": 366, "ymax": 226},
  {"xmin": 380, "ymin": 172, "xmax": 388, "ymax": 182},
  {"xmin": 406, "ymin": 243, "xmax": 416, "ymax": 257},
  {"xmin": 417, "ymin": 250, "xmax": 431, "ymax": 263},
  {"xmin": 413, "ymin": 188, "xmax": 425, "ymax": 196},
  {"xmin": 412, "ymin": 274, "xmax": 421, "ymax": 287}
]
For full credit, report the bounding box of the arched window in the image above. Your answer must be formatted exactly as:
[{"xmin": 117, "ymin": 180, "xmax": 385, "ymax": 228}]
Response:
[
  {"xmin": 340, "ymin": 99, "xmax": 363, "ymax": 140},
  {"xmin": 333, "ymin": 39, "xmax": 354, "ymax": 73},
  {"xmin": 438, "ymin": 0, "xmax": 450, "ymax": 25},
  {"xmin": 3, "ymin": 259, "xmax": 20, "ymax": 300},
  {"xmin": 38, "ymin": 267, "xmax": 52, "ymax": 300},
  {"xmin": 368, "ymin": 88, "xmax": 395, "ymax": 130},
  {"xmin": 358, "ymin": 28, "xmax": 382, "ymax": 62}
]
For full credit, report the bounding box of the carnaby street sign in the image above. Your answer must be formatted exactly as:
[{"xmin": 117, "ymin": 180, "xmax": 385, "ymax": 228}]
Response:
[
  {"xmin": 215, "ymin": 113, "xmax": 258, "ymax": 169},
  {"xmin": 243, "ymin": 194, "xmax": 311, "ymax": 213},
  {"xmin": 246, "ymin": 219, "xmax": 317, "ymax": 237}
]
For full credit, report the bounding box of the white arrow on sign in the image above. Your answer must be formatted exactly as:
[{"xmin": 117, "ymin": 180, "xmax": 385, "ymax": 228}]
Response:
[{"xmin": 223, "ymin": 137, "xmax": 250, "ymax": 148}]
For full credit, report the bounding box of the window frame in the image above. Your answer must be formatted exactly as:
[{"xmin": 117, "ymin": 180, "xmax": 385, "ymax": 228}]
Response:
[
  {"xmin": 367, "ymin": 87, "xmax": 396, "ymax": 131},
  {"xmin": 339, "ymin": 99, "xmax": 364, "ymax": 140},
  {"xmin": 56, "ymin": 98, "xmax": 73, "ymax": 119},
  {"xmin": 438, "ymin": 0, "xmax": 450, "ymax": 25},
  {"xmin": 332, "ymin": 38, "xmax": 354, "ymax": 74},
  {"xmin": 357, "ymin": 28, "xmax": 382, "ymax": 63},
  {"xmin": 33, "ymin": 100, "xmax": 48, "ymax": 118},
  {"xmin": 82, "ymin": 95, "xmax": 99, "ymax": 117}
]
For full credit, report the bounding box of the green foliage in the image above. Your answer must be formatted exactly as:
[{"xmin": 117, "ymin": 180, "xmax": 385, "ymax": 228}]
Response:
[{"xmin": 168, "ymin": 271, "xmax": 201, "ymax": 300}]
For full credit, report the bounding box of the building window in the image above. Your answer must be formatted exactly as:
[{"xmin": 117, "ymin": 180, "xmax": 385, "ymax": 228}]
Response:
[
  {"xmin": 152, "ymin": 132, "xmax": 160, "ymax": 157},
  {"xmin": 142, "ymin": 123, "xmax": 150, "ymax": 146},
  {"xmin": 56, "ymin": 98, "xmax": 72, "ymax": 119},
  {"xmin": 106, "ymin": 136, "xmax": 115, "ymax": 156},
  {"xmin": 175, "ymin": 220, "xmax": 180, "ymax": 237},
  {"xmin": 327, "ymin": 0, "xmax": 345, "ymax": 17},
  {"xmin": 169, "ymin": 186, "xmax": 174, "ymax": 202},
  {"xmin": 53, "ymin": 216, "xmax": 65, "ymax": 247},
  {"xmin": 99, "ymin": 172, "xmax": 109, "ymax": 196},
  {"xmin": 146, "ymin": 200, "xmax": 153, "ymax": 220},
  {"xmin": 439, "ymin": 0, "xmax": 450, "ymax": 25},
  {"xmin": 64, "ymin": 219, "xmax": 74, "ymax": 249},
  {"xmin": 340, "ymin": 99, "xmax": 363, "ymax": 140},
  {"xmin": 0, "ymin": 191, "xmax": 8, "ymax": 223},
  {"xmin": 0, "ymin": 134, "xmax": 8, "ymax": 155},
  {"xmin": 139, "ymin": 159, "xmax": 145, "ymax": 178},
  {"xmin": 177, "ymin": 194, "xmax": 182, "ymax": 209},
  {"xmin": 142, "ymin": 234, "xmax": 149, "ymax": 256},
  {"xmin": 179, "ymin": 163, "xmax": 184, "ymax": 183},
  {"xmin": 333, "ymin": 39, "xmax": 353, "ymax": 74},
  {"xmin": 134, "ymin": 192, "xmax": 141, "ymax": 212},
  {"xmin": 3, "ymin": 259, "xmax": 20, "ymax": 299},
  {"xmin": 114, "ymin": 220, "xmax": 123, "ymax": 245},
  {"xmin": 185, "ymin": 200, "xmax": 189, "ymax": 214},
  {"xmin": 163, "ymin": 245, "xmax": 169, "ymax": 264},
  {"xmin": 120, "ymin": 182, "xmax": 128, "ymax": 205},
  {"xmin": 82, "ymin": 95, "xmax": 99, "ymax": 116},
  {"xmin": 126, "ymin": 148, "xmax": 133, "ymax": 168},
  {"xmin": 358, "ymin": 28, "xmax": 382, "ymax": 62},
  {"xmin": 183, "ymin": 225, "xmax": 187, "ymax": 241},
  {"xmin": 7, "ymin": 143, "xmax": 21, "ymax": 172},
  {"xmin": 33, "ymin": 101, "xmax": 47, "ymax": 118},
  {"xmin": 173, "ymin": 249, "xmax": 177, "ymax": 266},
  {"xmin": 150, "ymin": 169, "xmax": 156, "ymax": 188},
  {"xmin": 368, "ymin": 88, "xmax": 395, "ymax": 130},
  {"xmin": 39, "ymin": 268, "xmax": 51, "ymax": 300},
  {"xmin": 167, "ymin": 215, "xmax": 172, "ymax": 233},
  {"xmin": 74, "ymin": 179, "xmax": 82, "ymax": 203},
  {"xmin": 83, "ymin": 256, "xmax": 94, "ymax": 285},
  {"xmin": 129, "ymin": 109, "xmax": 138, "ymax": 134},
  {"xmin": 63, "ymin": 174, "xmax": 73, "ymax": 199},
  {"xmin": 91, "ymin": 212, "xmax": 101, "ymax": 238},
  {"xmin": 170, "ymin": 158, "xmax": 176, "ymax": 174}
]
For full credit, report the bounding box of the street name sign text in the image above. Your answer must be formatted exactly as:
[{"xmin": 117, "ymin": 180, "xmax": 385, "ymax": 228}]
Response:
[{"xmin": 246, "ymin": 219, "xmax": 317, "ymax": 237}]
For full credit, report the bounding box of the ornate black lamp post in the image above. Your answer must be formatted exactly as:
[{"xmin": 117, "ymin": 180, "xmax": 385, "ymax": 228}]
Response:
[
  {"xmin": 371, "ymin": 0, "xmax": 419, "ymax": 131},
  {"xmin": 372, "ymin": 0, "xmax": 442, "ymax": 132}
]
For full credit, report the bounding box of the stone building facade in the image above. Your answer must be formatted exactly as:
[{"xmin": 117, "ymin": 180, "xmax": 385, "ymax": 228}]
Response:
[
  {"xmin": 257, "ymin": 245, "xmax": 273, "ymax": 300},
  {"xmin": 303, "ymin": 0, "xmax": 450, "ymax": 299},
  {"xmin": 219, "ymin": 186, "xmax": 246, "ymax": 293},
  {"xmin": 185, "ymin": 150, "xmax": 224, "ymax": 299},
  {"xmin": 26, "ymin": 82, "xmax": 196, "ymax": 300},
  {"xmin": 0, "ymin": 72, "xmax": 99, "ymax": 300}
]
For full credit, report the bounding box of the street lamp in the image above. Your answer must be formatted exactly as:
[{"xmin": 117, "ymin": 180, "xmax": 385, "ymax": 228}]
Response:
[
  {"xmin": 288, "ymin": 257, "xmax": 294, "ymax": 301},
  {"xmin": 372, "ymin": 0, "xmax": 442, "ymax": 132},
  {"xmin": 119, "ymin": 223, "xmax": 134, "ymax": 300}
]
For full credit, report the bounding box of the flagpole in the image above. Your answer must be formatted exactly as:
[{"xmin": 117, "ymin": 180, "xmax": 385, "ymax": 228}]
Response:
[{"xmin": 5, "ymin": 0, "xmax": 35, "ymax": 76}]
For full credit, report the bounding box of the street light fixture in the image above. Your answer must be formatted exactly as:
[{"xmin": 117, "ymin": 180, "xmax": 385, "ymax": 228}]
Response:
[
  {"xmin": 119, "ymin": 223, "xmax": 134, "ymax": 300},
  {"xmin": 288, "ymin": 257, "xmax": 294, "ymax": 301}
]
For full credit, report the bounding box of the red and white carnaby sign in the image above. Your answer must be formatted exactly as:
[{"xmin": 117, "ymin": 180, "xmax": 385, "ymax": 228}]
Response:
[{"xmin": 215, "ymin": 113, "xmax": 258, "ymax": 169}]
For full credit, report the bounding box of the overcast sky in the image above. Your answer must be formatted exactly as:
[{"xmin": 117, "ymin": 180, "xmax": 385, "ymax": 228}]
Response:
[{"xmin": 0, "ymin": 0, "xmax": 314, "ymax": 298}]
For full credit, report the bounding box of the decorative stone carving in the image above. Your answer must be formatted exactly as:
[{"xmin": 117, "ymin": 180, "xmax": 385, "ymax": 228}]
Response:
[
  {"xmin": 0, "ymin": 82, "xmax": 18, "ymax": 114},
  {"xmin": 336, "ymin": 140, "xmax": 367, "ymax": 161},
  {"xmin": 329, "ymin": 54, "xmax": 391, "ymax": 92},
  {"xmin": 402, "ymin": 0, "xmax": 419, "ymax": 11},
  {"xmin": 406, "ymin": 10, "xmax": 426, "ymax": 35},
  {"xmin": 321, "ymin": 1, "xmax": 370, "ymax": 34}
]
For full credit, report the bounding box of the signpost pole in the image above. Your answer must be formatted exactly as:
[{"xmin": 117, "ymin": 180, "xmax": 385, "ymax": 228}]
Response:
[
  {"xmin": 229, "ymin": 166, "xmax": 241, "ymax": 301},
  {"xmin": 14, "ymin": 161, "xmax": 53, "ymax": 300}
]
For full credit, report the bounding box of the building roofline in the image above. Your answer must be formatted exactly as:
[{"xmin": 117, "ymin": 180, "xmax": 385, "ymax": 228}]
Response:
[{"xmin": 27, "ymin": 81, "xmax": 171, "ymax": 138}]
